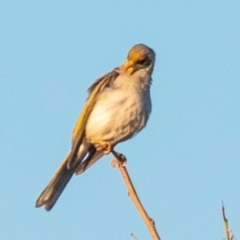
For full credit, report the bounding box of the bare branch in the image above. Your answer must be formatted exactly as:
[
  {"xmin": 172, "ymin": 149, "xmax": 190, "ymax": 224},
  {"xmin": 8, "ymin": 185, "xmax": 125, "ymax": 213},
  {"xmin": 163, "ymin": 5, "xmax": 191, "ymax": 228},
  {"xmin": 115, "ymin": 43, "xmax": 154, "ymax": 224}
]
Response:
[
  {"xmin": 111, "ymin": 150, "xmax": 161, "ymax": 240},
  {"xmin": 222, "ymin": 202, "xmax": 236, "ymax": 240}
]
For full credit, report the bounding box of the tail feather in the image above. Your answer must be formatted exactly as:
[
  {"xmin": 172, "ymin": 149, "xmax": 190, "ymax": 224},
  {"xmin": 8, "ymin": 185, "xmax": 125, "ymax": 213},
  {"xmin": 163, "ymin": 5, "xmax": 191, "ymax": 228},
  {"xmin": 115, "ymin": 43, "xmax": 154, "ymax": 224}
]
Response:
[
  {"xmin": 35, "ymin": 155, "xmax": 77, "ymax": 211},
  {"xmin": 36, "ymin": 146, "xmax": 104, "ymax": 211}
]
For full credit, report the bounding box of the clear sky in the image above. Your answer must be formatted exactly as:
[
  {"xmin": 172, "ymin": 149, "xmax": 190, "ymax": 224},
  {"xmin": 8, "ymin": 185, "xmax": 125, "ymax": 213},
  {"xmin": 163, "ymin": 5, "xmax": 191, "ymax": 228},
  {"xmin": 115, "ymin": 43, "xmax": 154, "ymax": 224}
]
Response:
[{"xmin": 1, "ymin": 1, "xmax": 239, "ymax": 239}]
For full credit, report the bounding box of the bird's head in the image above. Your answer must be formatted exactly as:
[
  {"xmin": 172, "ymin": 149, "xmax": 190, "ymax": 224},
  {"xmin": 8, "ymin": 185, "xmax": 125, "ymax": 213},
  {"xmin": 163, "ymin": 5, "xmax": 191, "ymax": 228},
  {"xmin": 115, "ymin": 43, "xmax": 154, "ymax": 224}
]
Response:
[{"xmin": 122, "ymin": 44, "xmax": 155, "ymax": 75}]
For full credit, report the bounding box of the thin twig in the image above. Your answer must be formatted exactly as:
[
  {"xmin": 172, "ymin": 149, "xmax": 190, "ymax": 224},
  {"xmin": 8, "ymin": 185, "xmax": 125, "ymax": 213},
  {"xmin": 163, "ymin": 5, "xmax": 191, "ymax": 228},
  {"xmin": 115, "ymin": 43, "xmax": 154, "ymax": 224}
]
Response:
[
  {"xmin": 130, "ymin": 233, "xmax": 139, "ymax": 240},
  {"xmin": 111, "ymin": 151, "xmax": 161, "ymax": 240},
  {"xmin": 230, "ymin": 230, "xmax": 237, "ymax": 240},
  {"xmin": 222, "ymin": 202, "xmax": 230, "ymax": 240}
]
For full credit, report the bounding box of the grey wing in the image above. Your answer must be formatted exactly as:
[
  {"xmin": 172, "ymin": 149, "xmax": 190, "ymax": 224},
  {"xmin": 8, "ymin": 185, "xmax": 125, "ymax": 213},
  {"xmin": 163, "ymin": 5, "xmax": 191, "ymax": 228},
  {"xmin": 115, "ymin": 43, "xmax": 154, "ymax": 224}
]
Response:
[{"xmin": 87, "ymin": 67, "xmax": 120, "ymax": 94}]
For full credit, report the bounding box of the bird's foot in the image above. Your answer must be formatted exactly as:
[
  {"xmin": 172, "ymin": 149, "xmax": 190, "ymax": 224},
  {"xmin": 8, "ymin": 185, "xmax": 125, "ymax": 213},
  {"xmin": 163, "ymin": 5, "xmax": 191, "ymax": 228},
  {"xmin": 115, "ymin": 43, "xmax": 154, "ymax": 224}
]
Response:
[
  {"xmin": 111, "ymin": 150, "xmax": 127, "ymax": 167},
  {"xmin": 90, "ymin": 139, "xmax": 112, "ymax": 155}
]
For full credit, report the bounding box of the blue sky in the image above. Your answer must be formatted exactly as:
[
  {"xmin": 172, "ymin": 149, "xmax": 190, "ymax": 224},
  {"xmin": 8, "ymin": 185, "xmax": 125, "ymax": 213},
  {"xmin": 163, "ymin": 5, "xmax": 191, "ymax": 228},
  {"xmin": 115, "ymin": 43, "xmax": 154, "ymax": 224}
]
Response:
[{"xmin": 1, "ymin": 1, "xmax": 239, "ymax": 239}]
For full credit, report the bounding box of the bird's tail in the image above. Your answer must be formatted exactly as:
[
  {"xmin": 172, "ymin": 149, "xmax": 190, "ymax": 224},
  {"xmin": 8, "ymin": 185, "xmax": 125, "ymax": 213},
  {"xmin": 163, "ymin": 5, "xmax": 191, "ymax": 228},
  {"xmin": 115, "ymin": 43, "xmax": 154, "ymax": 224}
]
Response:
[
  {"xmin": 35, "ymin": 147, "xmax": 103, "ymax": 211},
  {"xmin": 35, "ymin": 154, "xmax": 76, "ymax": 211}
]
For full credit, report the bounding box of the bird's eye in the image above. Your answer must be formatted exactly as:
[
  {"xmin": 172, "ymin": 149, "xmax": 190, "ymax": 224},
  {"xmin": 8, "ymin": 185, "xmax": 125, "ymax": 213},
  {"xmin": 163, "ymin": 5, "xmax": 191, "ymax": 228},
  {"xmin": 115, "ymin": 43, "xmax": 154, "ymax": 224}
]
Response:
[{"xmin": 137, "ymin": 58, "xmax": 150, "ymax": 66}]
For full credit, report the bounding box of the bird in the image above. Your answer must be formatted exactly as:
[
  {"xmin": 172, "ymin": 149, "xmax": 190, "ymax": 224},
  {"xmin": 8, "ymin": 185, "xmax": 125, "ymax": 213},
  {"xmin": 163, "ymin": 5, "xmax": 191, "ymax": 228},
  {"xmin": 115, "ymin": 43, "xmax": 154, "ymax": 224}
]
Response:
[{"xmin": 35, "ymin": 43, "xmax": 156, "ymax": 211}]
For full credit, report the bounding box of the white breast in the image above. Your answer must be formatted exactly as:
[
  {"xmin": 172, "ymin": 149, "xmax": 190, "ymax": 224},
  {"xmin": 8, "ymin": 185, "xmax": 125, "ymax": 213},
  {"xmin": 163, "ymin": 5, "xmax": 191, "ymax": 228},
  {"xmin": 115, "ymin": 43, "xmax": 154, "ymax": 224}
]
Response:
[{"xmin": 85, "ymin": 72, "xmax": 152, "ymax": 145}]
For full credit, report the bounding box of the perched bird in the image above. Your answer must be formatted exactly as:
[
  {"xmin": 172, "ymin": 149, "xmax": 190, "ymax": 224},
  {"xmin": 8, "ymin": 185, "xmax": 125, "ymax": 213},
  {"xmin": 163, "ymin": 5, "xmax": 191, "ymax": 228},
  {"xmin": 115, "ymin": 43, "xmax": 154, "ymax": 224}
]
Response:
[{"xmin": 36, "ymin": 43, "xmax": 156, "ymax": 211}]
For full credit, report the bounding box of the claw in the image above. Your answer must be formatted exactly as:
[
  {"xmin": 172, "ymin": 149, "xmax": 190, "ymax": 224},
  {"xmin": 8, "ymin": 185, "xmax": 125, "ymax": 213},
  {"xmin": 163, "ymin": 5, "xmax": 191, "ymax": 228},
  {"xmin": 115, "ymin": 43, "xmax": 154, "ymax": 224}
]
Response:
[{"xmin": 111, "ymin": 150, "xmax": 127, "ymax": 167}]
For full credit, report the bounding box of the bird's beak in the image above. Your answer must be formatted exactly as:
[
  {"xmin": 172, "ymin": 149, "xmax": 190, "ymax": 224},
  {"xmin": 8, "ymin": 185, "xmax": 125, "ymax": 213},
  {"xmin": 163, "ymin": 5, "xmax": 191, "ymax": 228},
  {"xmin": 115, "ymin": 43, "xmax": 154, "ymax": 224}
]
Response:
[{"xmin": 122, "ymin": 59, "xmax": 134, "ymax": 74}]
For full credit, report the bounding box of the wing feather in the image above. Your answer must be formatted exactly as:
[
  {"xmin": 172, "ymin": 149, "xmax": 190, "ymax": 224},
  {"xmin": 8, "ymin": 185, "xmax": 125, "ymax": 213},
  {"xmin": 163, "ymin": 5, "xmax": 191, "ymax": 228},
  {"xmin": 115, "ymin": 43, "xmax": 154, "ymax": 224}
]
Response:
[{"xmin": 67, "ymin": 68, "xmax": 119, "ymax": 169}]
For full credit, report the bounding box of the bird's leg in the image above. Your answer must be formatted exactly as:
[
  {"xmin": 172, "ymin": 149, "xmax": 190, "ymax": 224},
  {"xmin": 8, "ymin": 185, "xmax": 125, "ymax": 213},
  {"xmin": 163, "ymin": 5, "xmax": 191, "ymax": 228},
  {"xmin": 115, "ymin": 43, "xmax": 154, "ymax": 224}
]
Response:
[
  {"xmin": 90, "ymin": 139, "xmax": 112, "ymax": 155},
  {"xmin": 111, "ymin": 149, "xmax": 127, "ymax": 167}
]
